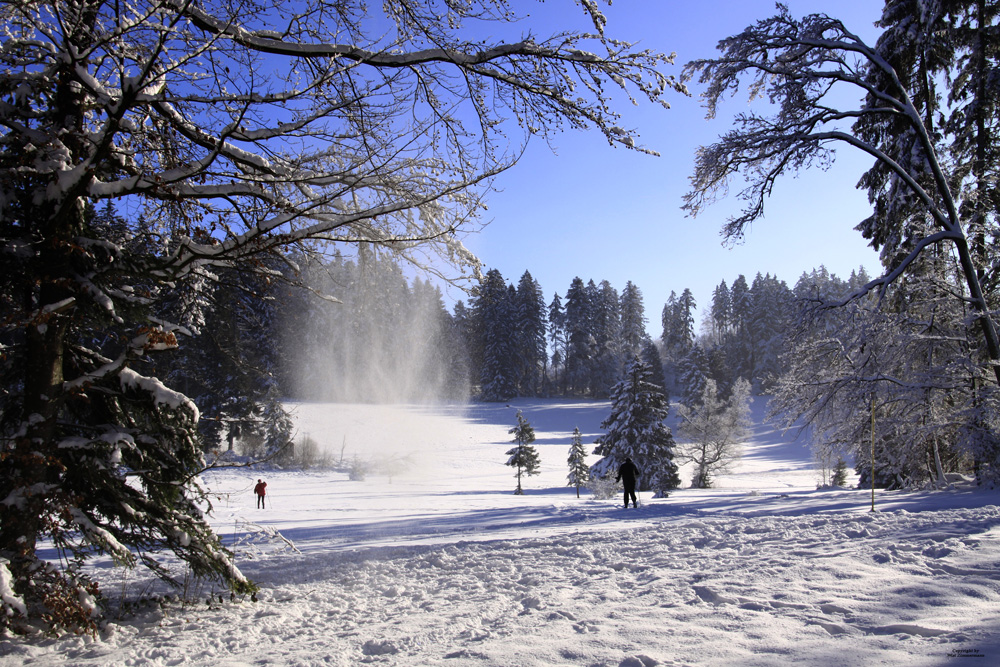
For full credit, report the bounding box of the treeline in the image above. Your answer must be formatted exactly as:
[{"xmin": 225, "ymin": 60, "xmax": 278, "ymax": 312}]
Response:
[
  {"xmin": 464, "ymin": 269, "xmax": 664, "ymax": 400},
  {"xmin": 162, "ymin": 236, "xmax": 989, "ymax": 492},
  {"xmin": 663, "ymin": 268, "xmax": 872, "ymax": 404},
  {"xmin": 162, "ymin": 236, "xmax": 867, "ymax": 441}
]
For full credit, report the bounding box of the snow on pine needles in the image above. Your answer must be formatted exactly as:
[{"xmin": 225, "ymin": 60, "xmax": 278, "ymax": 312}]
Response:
[{"xmin": 2, "ymin": 399, "xmax": 1000, "ymax": 666}]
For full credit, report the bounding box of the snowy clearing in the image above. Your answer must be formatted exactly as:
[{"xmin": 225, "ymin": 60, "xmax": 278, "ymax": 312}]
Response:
[{"xmin": 2, "ymin": 399, "xmax": 999, "ymax": 666}]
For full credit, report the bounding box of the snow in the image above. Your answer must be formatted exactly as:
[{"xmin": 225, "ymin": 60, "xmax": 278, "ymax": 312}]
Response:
[{"xmin": 3, "ymin": 398, "xmax": 1000, "ymax": 666}]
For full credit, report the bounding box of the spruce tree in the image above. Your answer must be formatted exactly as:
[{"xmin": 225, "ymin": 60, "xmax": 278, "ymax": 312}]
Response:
[
  {"xmin": 506, "ymin": 410, "xmax": 541, "ymax": 494},
  {"xmin": 548, "ymin": 293, "xmax": 568, "ymax": 395},
  {"xmin": 620, "ymin": 281, "xmax": 649, "ymax": 357},
  {"xmin": 592, "ymin": 355, "xmax": 680, "ymax": 497},
  {"xmin": 474, "ymin": 269, "xmax": 516, "ymax": 401},
  {"xmin": 641, "ymin": 341, "xmax": 670, "ymax": 405},
  {"xmin": 515, "ymin": 271, "xmax": 548, "ymax": 397},
  {"xmin": 565, "ymin": 277, "xmax": 595, "ymax": 395},
  {"xmin": 592, "ymin": 280, "xmax": 622, "ymax": 398},
  {"xmin": 832, "ymin": 457, "xmax": 850, "ymax": 487},
  {"xmin": 566, "ymin": 427, "xmax": 590, "ymax": 498}
]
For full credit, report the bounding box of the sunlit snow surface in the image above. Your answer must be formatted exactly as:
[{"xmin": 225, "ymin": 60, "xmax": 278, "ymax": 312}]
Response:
[{"xmin": 4, "ymin": 399, "xmax": 1000, "ymax": 666}]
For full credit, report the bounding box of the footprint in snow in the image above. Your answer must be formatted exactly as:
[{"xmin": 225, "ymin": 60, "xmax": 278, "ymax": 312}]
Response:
[
  {"xmin": 619, "ymin": 655, "xmax": 660, "ymax": 667},
  {"xmin": 545, "ymin": 609, "xmax": 577, "ymax": 622},
  {"xmin": 692, "ymin": 585, "xmax": 738, "ymax": 606},
  {"xmin": 573, "ymin": 620, "xmax": 601, "ymax": 634},
  {"xmin": 871, "ymin": 624, "xmax": 950, "ymax": 638}
]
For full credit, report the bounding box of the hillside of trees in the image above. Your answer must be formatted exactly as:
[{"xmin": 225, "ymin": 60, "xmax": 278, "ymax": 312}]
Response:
[{"xmin": 139, "ymin": 226, "xmax": 993, "ymax": 499}]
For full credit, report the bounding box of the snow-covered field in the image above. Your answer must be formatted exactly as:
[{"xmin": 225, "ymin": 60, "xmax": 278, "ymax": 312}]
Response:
[{"xmin": 4, "ymin": 399, "xmax": 1000, "ymax": 666}]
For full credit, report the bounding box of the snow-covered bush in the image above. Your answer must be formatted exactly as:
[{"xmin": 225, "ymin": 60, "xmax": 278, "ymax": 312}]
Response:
[
  {"xmin": 587, "ymin": 475, "xmax": 622, "ymax": 500},
  {"xmin": 348, "ymin": 457, "xmax": 372, "ymax": 481}
]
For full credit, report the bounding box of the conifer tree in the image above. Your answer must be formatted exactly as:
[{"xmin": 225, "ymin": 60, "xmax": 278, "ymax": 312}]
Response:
[
  {"xmin": 620, "ymin": 281, "xmax": 649, "ymax": 357},
  {"xmin": 710, "ymin": 280, "xmax": 731, "ymax": 342},
  {"xmin": 592, "ymin": 280, "xmax": 622, "ymax": 397},
  {"xmin": 566, "ymin": 427, "xmax": 590, "ymax": 498},
  {"xmin": 641, "ymin": 341, "xmax": 669, "ymax": 404},
  {"xmin": 515, "ymin": 271, "xmax": 548, "ymax": 396},
  {"xmin": 548, "ymin": 293, "xmax": 568, "ymax": 395},
  {"xmin": 565, "ymin": 277, "xmax": 595, "ymax": 395},
  {"xmin": 592, "ymin": 355, "xmax": 680, "ymax": 497},
  {"xmin": 832, "ymin": 458, "xmax": 850, "ymax": 488},
  {"xmin": 474, "ymin": 269, "xmax": 516, "ymax": 401},
  {"xmin": 506, "ymin": 410, "xmax": 541, "ymax": 494}
]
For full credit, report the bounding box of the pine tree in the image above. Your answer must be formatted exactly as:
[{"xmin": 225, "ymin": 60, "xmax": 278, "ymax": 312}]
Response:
[
  {"xmin": 661, "ymin": 288, "xmax": 696, "ymax": 363},
  {"xmin": 710, "ymin": 279, "xmax": 731, "ymax": 342},
  {"xmin": 566, "ymin": 427, "xmax": 590, "ymax": 498},
  {"xmin": 641, "ymin": 341, "xmax": 669, "ymax": 405},
  {"xmin": 506, "ymin": 410, "xmax": 541, "ymax": 494},
  {"xmin": 620, "ymin": 281, "xmax": 649, "ymax": 357},
  {"xmin": 592, "ymin": 355, "xmax": 680, "ymax": 497},
  {"xmin": 514, "ymin": 271, "xmax": 548, "ymax": 396},
  {"xmin": 677, "ymin": 343, "xmax": 710, "ymax": 407},
  {"xmin": 474, "ymin": 269, "xmax": 516, "ymax": 401},
  {"xmin": 832, "ymin": 457, "xmax": 850, "ymax": 487},
  {"xmin": 591, "ymin": 280, "xmax": 622, "ymax": 398},
  {"xmin": 565, "ymin": 277, "xmax": 595, "ymax": 395},
  {"xmin": 548, "ymin": 293, "xmax": 568, "ymax": 395}
]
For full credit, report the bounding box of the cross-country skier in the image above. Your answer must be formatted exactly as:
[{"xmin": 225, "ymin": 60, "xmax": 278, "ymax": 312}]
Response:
[
  {"xmin": 254, "ymin": 479, "xmax": 267, "ymax": 509},
  {"xmin": 616, "ymin": 458, "xmax": 640, "ymax": 508}
]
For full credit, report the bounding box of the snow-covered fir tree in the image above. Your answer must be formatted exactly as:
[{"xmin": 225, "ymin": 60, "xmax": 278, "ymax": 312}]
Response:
[
  {"xmin": 642, "ymin": 341, "xmax": 669, "ymax": 405},
  {"xmin": 548, "ymin": 293, "xmax": 569, "ymax": 395},
  {"xmin": 514, "ymin": 271, "xmax": 548, "ymax": 396},
  {"xmin": 661, "ymin": 288, "xmax": 696, "ymax": 363},
  {"xmin": 506, "ymin": 410, "xmax": 541, "ymax": 494},
  {"xmin": 591, "ymin": 280, "xmax": 623, "ymax": 397},
  {"xmin": 563, "ymin": 277, "xmax": 595, "ymax": 395},
  {"xmin": 474, "ymin": 269, "xmax": 517, "ymax": 401},
  {"xmin": 620, "ymin": 281, "xmax": 649, "ymax": 357},
  {"xmin": 566, "ymin": 427, "xmax": 590, "ymax": 498},
  {"xmin": 592, "ymin": 355, "xmax": 680, "ymax": 497},
  {"xmin": 832, "ymin": 458, "xmax": 850, "ymax": 488}
]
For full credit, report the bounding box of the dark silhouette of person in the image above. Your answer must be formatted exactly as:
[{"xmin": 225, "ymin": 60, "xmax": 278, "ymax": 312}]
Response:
[
  {"xmin": 616, "ymin": 457, "xmax": 640, "ymax": 508},
  {"xmin": 254, "ymin": 479, "xmax": 267, "ymax": 509}
]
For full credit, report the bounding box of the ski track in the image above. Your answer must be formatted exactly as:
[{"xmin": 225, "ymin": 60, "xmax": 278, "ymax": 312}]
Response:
[{"xmin": 6, "ymin": 505, "xmax": 1000, "ymax": 667}]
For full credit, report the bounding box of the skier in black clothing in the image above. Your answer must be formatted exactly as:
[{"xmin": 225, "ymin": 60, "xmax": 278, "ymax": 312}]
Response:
[{"xmin": 616, "ymin": 457, "xmax": 640, "ymax": 508}]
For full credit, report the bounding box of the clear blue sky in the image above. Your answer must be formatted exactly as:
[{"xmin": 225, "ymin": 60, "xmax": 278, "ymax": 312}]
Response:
[{"xmin": 455, "ymin": 0, "xmax": 884, "ymax": 336}]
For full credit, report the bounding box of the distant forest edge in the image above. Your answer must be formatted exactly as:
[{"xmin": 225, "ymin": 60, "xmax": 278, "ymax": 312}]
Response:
[
  {"xmin": 127, "ymin": 200, "xmax": 989, "ymax": 494},
  {"xmin": 142, "ymin": 200, "xmax": 969, "ymax": 486}
]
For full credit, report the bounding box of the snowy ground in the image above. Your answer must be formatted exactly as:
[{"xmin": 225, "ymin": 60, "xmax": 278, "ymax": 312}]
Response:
[{"xmin": 3, "ymin": 399, "xmax": 1000, "ymax": 666}]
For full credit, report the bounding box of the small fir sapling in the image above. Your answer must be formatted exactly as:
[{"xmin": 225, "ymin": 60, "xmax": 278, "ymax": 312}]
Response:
[
  {"xmin": 506, "ymin": 410, "xmax": 541, "ymax": 495},
  {"xmin": 832, "ymin": 457, "xmax": 849, "ymax": 487},
  {"xmin": 566, "ymin": 427, "xmax": 590, "ymax": 498}
]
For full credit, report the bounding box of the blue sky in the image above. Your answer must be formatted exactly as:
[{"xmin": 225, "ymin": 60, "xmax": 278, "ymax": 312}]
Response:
[{"xmin": 456, "ymin": 0, "xmax": 885, "ymax": 335}]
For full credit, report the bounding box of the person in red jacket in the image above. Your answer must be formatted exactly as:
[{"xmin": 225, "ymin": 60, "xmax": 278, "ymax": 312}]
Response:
[{"xmin": 254, "ymin": 479, "xmax": 267, "ymax": 509}]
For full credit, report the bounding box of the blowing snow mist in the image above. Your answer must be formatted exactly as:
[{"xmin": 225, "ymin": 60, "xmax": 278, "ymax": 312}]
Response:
[{"xmin": 279, "ymin": 249, "xmax": 469, "ymax": 404}]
